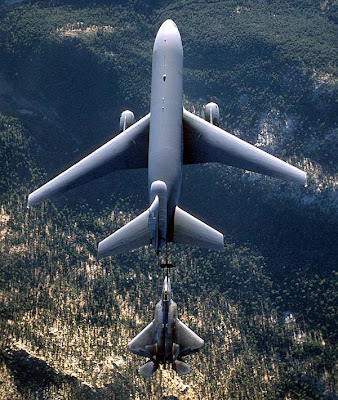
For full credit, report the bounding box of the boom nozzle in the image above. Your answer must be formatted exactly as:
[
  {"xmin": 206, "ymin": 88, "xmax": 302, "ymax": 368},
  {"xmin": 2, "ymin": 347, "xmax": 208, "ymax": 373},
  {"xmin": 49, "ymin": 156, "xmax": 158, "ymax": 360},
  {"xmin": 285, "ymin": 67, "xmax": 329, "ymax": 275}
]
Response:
[{"xmin": 160, "ymin": 263, "xmax": 175, "ymax": 269}]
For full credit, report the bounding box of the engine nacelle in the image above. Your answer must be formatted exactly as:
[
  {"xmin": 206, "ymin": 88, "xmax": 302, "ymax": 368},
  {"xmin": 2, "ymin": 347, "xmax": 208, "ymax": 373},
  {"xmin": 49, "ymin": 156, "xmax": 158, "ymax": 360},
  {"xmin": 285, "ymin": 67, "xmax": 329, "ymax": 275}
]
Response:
[
  {"xmin": 204, "ymin": 102, "xmax": 220, "ymax": 126},
  {"xmin": 119, "ymin": 110, "xmax": 135, "ymax": 132}
]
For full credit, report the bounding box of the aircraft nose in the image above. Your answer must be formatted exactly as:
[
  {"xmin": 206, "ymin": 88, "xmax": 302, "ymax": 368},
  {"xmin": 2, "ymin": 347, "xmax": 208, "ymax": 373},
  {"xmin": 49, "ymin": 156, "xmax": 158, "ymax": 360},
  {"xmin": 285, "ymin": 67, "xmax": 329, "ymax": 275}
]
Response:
[
  {"xmin": 154, "ymin": 19, "xmax": 182, "ymax": 54},
  {"xmin": 160, "ymin": 19, "xmax": 178, "ymax": 31}
]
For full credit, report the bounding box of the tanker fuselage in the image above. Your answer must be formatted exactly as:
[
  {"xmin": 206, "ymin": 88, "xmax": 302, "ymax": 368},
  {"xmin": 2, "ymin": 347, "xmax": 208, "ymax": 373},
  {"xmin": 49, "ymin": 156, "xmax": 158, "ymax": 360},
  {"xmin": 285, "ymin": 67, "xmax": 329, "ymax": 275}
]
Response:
[{"xmin": 148, "ymin": 20, "xmax": 183, "ymax": 247}]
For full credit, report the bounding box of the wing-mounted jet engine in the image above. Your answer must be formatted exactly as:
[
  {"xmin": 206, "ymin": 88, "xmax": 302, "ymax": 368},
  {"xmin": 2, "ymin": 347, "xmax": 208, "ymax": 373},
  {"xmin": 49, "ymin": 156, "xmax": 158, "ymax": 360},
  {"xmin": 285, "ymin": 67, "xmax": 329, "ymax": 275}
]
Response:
[
  {"xmin": 127, "ymin": 276, "xmax": 204, "ymax": 377},
  {"xmin": 204, "ymin": 102, "xmax": 220, "ymax": 126},
  {"xmin": 119, "ymin": 110, "xmax": 135, "ymax": 132}
]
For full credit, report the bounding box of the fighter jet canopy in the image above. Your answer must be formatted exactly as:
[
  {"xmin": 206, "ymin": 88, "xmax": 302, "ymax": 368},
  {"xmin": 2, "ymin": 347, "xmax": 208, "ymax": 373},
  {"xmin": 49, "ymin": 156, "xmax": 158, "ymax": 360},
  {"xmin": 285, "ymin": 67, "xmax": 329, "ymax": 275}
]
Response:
[{"xmin": 162, "ymin": 277, "xmax": 171, "ymax": 302}]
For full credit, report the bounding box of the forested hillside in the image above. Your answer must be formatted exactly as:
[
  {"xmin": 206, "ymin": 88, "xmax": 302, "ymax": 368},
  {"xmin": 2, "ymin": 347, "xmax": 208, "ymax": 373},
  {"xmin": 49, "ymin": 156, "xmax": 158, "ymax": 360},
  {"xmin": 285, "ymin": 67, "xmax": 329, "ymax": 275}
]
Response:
[{"xmin": 0, "ymin": 1, "xmax": 337, "ymax": 399}]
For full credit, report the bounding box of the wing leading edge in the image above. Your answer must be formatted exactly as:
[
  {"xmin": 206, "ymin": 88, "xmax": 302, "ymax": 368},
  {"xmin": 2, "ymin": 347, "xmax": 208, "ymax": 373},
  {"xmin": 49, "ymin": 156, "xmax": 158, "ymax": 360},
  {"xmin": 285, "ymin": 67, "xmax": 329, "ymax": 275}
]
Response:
[
  {"xmin": 28, "ymin": 114, "xmax": 150, "ymax": 206},
  {"xmin": 183, "ymin": 109, "xmax": 307, "ymax": 185}
]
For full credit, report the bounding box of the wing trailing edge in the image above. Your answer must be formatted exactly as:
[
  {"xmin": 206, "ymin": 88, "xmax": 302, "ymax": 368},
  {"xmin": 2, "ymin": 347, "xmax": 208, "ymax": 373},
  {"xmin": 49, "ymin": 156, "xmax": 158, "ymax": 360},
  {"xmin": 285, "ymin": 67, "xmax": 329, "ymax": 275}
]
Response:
[{"xmin": 183, "ymin": 109, "xmax": 307, "ymax": 185}]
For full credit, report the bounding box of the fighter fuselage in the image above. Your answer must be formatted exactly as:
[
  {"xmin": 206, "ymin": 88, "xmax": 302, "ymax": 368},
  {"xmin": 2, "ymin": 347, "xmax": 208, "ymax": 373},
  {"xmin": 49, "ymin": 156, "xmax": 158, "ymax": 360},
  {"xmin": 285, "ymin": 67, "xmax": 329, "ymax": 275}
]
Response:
[{"xmin": 153, "ymin": 278, "xmax": 177, "ymax": 365}]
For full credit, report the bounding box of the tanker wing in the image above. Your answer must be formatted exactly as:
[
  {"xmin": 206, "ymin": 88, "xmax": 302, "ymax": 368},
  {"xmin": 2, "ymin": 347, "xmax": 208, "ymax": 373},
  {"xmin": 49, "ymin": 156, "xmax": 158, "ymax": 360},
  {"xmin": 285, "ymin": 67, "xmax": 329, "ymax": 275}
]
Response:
[
  {"xmin": 28, "ymin": 114, "xmax": 150, "ymax": 206},
  {"xmin": 183, "ymin": 109, "xmax": 307, "ymax": 185}
]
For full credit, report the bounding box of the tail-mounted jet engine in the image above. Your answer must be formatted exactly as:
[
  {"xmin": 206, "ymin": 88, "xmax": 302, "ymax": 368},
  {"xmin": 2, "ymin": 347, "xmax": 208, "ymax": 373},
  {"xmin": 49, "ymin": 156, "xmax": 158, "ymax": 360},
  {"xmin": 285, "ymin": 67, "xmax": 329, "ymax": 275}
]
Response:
[
  {"xmin": 204, "ymin": 102, "xmax": 219, "ymax": 127},
  {"xmin": 119, "ymin": 110, "xmax": 135, "ymax": 132}
]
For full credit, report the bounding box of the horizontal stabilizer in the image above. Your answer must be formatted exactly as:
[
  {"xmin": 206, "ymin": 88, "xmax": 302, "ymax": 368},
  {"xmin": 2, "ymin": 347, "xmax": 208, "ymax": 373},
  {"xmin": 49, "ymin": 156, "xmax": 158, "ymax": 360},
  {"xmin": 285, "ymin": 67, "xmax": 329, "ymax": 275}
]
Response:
[
  {"xmin": 183, "ymin": 109, "xmax": 307, "ymax": 184},
  {"xmin": 173, "ymin": 207, "xmax": 223, "ymax": 250},
  {"xmin": 98, "ymin": 210, "xmax": 150, "ymax": 259},
  {"xmin": 174, "ymin": 360, "xmax": 191, "ymax": 376},
  {"xmin": 28, "ymin": 114, "xmax": 150, "ymax": 206},
  {"xmin": 98, "ymin": 195, "xmax": 161, "ymax": 258},
  {"xmin": 140, "ymin": 361, "xmax": 156, "ymax": 377}
]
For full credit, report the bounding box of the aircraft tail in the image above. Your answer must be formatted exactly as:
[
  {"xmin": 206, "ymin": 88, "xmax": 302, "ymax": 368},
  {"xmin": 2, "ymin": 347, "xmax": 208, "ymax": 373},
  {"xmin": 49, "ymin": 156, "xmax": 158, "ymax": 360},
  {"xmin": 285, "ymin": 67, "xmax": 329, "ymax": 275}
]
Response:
[
  {"xmin": 173, "ymin": 360, "xmax": 191, "ymax": 376},
  {"xmin": 97, "ymin": 210, "xmax": 149, "ymax": 259},
  {"xmin": 97, "ymin": 196, "xmax": 160, "ymax": 259},
  {"xmin": 139, "ymin": 361, "xmax": 157, "ymax": 377},
  {"xmin": 173, "ymin": 207, "xmax": 223, "ymax": 250}
]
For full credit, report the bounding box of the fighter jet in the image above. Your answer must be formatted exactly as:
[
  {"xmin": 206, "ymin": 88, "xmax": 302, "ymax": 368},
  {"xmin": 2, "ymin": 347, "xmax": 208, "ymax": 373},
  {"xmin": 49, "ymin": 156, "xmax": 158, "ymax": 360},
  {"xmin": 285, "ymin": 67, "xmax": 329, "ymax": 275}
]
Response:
[
  {"xmin": 28, "ymin": 20, "xmax": 307, "ymax": 257},
  {"xmin": 127, "ymin": 276, "xmax": 204, "ymax": 376}
]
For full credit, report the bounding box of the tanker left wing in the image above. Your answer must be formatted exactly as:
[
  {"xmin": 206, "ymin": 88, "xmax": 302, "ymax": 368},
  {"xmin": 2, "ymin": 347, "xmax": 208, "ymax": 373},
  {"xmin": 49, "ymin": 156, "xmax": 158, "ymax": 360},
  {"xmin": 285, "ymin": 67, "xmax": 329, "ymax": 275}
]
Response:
[{"xmin": 28, "ymin": 114, "xmax": 150, "ymax": 206}]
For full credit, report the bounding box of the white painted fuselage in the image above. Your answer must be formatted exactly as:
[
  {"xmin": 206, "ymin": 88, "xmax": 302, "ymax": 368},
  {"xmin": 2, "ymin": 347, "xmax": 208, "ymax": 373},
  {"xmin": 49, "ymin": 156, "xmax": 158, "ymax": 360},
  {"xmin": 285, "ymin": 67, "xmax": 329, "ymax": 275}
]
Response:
[{"xmin": 148, "ymin": 20, "xmax": 183, "ymax": 246}]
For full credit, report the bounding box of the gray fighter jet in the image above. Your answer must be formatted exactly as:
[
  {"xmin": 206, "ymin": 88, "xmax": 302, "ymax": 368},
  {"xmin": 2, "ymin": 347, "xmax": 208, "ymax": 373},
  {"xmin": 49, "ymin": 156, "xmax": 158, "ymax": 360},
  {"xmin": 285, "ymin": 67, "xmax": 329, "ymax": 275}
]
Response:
[
  {"xmin": 28, "ymin": 20, "xmax": 307, "ymax": 257},
  {"xmin": 127, "ymin": 276, "xmax": 204, "ymax": 376}
]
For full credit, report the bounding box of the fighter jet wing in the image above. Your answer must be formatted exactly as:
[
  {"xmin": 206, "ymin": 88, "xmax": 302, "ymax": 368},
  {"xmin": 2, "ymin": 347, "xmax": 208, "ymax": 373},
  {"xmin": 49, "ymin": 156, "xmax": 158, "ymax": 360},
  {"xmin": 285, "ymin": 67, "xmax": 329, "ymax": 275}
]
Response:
[
  {"xmin": 176, "ymin": 318, "xmax": 204, "ymax": 356},
  {"xmin": 28, "ymin": 114, "xmax": 150, "ymax": 206},
  {"xmin": 127, "ymin": 321, "xmax": 155, "ymax": 354},
  {"xmin": 182, "ymin": 109, "xmax": 306, "ymax": 184}
]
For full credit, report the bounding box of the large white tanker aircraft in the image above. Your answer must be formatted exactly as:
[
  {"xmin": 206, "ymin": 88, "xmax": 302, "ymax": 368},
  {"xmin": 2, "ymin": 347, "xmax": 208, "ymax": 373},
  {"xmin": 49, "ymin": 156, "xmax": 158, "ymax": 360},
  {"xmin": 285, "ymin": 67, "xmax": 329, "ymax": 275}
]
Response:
[{"xmin": 28, "ymin": 20, "xmax": 307, "ymax": 258}]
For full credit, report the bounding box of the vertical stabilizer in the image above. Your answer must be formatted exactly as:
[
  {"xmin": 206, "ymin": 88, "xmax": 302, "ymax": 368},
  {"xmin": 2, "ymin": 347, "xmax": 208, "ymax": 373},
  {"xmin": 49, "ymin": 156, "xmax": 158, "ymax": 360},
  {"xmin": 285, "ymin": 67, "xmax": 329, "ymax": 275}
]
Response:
[
  {"xmin": 149, "ymin": 180, "xmax": 168, "ymax": 252},
  {"xmin": 148, "ymin": 195, "xmax": 160, "ymax": 249}
]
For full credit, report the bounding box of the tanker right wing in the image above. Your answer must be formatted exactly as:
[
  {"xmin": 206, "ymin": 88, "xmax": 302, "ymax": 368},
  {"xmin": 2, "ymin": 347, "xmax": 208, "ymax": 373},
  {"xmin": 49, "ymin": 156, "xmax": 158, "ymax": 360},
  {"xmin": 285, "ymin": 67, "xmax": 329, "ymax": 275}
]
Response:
[{"xmin": 183, "ymin": 109, "xmax": 307, "ymax": 184}]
